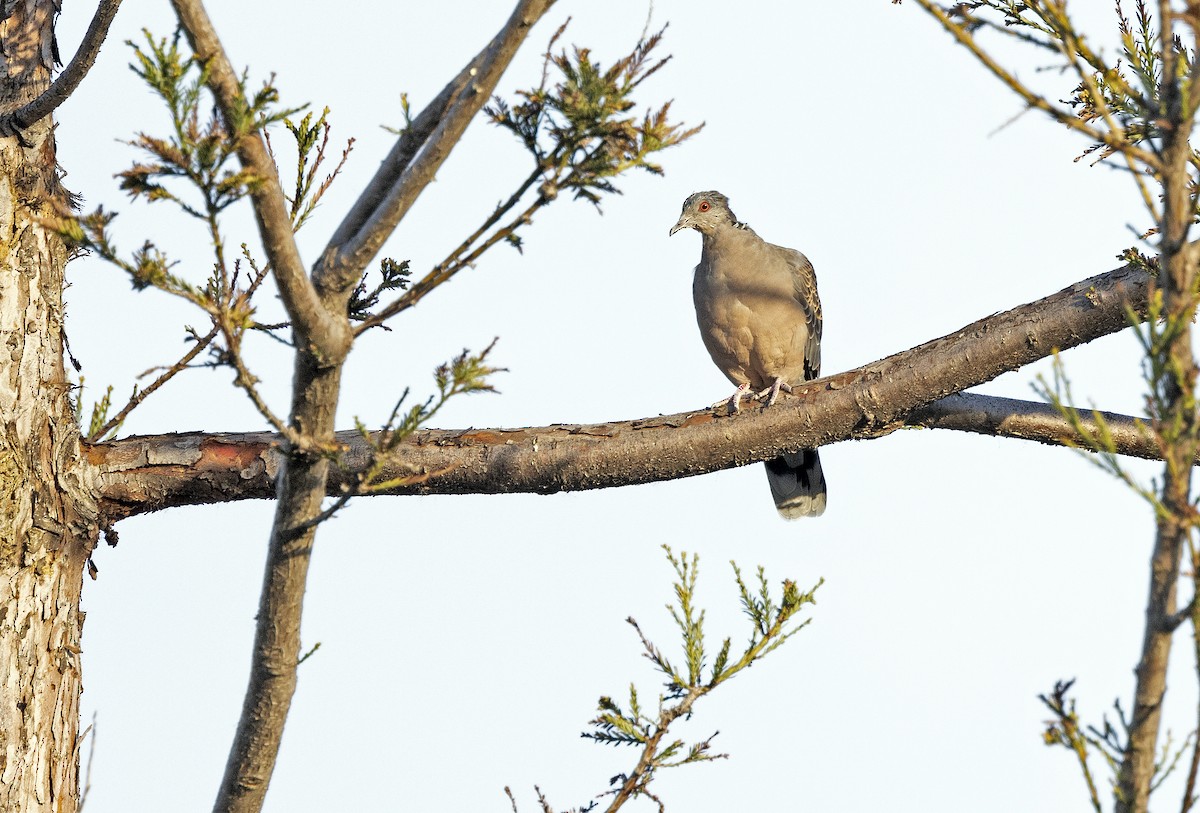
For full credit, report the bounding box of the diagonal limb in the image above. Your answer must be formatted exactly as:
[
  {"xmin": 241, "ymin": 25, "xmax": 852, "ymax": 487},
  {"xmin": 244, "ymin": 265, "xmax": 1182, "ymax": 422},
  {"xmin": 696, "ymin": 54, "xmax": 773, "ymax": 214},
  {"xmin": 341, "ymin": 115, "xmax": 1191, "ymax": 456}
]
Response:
[
  {"xmin": 171, "ymin": 0, "xmax": 338, "ymax": 355},
  {"xmin": 0, "ymin": 0, "xmax": 123, "ymax": 142},
  {"xmin": 312, "ymin": 0, "xmax": 557, "ymax": 294}
]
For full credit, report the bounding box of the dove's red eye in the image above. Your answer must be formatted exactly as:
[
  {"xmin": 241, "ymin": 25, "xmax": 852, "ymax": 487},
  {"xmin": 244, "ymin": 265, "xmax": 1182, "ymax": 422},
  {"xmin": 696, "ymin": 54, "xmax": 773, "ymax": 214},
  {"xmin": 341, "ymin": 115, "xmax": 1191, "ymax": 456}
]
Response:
[{"xmin": 698, "ymin": 201, "xmax": 710, "ymax": 212}]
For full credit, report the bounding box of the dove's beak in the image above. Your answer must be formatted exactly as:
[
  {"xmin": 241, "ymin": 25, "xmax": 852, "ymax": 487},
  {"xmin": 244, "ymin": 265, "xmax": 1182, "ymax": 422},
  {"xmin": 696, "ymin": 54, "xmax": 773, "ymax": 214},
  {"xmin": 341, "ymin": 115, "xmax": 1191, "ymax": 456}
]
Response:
[{"xmin": 669, "ymin": 216, "xmax": 691, "ymax": 236}]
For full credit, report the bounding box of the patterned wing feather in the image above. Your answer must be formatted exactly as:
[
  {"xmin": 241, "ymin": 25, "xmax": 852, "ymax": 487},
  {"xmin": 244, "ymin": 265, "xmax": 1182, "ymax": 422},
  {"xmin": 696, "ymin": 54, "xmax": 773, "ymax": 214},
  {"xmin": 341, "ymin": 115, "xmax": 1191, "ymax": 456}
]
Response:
[{"xmin": 774, "ymin": 246, "xmax": 822, "ymax": 379}]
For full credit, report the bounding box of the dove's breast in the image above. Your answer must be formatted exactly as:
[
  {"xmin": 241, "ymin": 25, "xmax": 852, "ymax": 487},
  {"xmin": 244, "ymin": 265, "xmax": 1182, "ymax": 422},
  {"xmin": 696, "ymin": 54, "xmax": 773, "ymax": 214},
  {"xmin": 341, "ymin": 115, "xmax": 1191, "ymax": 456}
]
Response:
[{"xmin": 692, "ymin": 233, "xmax": 813, "ymax": 390}]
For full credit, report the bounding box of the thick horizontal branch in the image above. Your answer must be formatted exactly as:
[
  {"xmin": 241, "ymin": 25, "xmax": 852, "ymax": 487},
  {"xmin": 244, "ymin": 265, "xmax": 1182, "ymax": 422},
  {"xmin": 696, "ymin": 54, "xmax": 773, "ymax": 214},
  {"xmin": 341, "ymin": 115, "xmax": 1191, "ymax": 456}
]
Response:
[{"xmin": 90, "ymin": 265, "xmax": 1152, "ymax": 519}]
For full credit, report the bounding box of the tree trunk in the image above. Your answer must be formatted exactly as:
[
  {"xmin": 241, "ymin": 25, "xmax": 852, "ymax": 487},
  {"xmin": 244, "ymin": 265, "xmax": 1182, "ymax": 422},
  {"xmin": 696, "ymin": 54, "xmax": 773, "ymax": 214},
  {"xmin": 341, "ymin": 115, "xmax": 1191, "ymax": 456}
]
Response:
[
  {"xmin": 0, "ymin": 4, "xmax": 94, "ymax": 811},
  {"xmin": 1114, "ymin": 16, "xmax": 1200, "ymax": 809}
]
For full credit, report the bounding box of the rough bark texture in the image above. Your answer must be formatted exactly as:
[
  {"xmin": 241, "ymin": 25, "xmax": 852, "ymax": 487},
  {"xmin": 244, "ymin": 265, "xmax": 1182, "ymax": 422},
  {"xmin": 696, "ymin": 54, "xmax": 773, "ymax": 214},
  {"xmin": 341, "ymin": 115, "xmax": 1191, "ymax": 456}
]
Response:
[
  {"xmin": 0, "ymin": 4, "xmax": 96, "ymax": 813},
  {"xmin": 89, "ymin": 264, "xmax": 1148, "ymax": 518}
]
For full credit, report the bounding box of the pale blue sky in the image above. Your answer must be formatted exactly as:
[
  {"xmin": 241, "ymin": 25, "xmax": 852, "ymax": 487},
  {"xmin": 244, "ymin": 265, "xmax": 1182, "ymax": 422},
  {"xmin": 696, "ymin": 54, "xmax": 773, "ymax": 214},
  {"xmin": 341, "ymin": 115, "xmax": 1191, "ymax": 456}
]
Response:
[{"xmin": 57, "ymin": 2, "xmax": 1174, "ymax": 811}]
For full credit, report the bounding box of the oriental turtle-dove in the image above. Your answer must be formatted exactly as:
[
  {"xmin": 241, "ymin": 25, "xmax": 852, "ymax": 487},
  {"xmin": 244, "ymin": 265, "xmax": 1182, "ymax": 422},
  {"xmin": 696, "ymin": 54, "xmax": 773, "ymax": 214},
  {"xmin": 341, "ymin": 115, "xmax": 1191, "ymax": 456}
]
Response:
[{"xmin": 670, "ymin": 190, "xmax": 826, "ymax": 519}]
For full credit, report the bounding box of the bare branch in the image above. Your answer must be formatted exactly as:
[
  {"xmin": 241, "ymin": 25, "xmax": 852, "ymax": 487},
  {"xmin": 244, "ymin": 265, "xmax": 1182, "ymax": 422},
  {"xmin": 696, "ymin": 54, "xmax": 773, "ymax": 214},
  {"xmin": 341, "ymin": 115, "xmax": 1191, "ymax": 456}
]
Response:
[
  {"xmin": 93, "ymin": 388, "xmax": 1175, "ymax": 519},
  {"xmin": 92, "ymin": 265, "xmax": 1152, "ymax": 519},
  {"xmin": 313, "ymin": 0, "xmax": 557, "ymax": 293},
  {"xmin": 0, "ymin": 0, "xmax": 123, "ymax": 139}
]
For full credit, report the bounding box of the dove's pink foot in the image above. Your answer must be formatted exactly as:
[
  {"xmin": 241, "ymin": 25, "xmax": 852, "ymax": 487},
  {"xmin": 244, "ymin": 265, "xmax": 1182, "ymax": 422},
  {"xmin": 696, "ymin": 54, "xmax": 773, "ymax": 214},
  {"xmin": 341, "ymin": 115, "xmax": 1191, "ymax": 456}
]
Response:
[
  {"xmin": 711, "ymin": 382, "xmax": 752, "ymax": 414},
  {"xmin": 758, "ymin": 377, "xmax": 793, "ymax": 407}
]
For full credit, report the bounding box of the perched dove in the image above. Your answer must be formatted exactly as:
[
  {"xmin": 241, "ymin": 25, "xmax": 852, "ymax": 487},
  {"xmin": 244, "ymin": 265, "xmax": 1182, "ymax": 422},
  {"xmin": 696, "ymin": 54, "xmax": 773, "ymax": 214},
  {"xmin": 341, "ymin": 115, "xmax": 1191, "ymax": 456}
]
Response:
[{"xmin": 670, "ymin": 190, "xmax": 827, "ymax": 519}]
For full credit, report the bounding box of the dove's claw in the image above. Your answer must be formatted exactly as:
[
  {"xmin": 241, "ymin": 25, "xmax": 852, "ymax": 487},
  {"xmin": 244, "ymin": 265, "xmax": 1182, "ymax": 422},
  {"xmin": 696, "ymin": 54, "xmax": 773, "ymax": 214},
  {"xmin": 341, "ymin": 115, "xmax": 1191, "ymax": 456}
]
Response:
[
  {"xmin": 711, "ymin": 382, "xmax": 752, "ymax": 414},
  {"xmin": 758, "ymin": 378, "xmax": 792, "ymax": 408}
]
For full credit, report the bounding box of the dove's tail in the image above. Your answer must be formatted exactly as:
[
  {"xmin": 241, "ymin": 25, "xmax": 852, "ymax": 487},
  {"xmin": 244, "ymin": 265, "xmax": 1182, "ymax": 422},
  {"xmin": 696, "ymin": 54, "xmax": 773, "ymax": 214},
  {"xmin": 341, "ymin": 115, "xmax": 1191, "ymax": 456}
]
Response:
[{"xmin": 765, "ymin": 450, "xmax": 826, "ymax": 520}]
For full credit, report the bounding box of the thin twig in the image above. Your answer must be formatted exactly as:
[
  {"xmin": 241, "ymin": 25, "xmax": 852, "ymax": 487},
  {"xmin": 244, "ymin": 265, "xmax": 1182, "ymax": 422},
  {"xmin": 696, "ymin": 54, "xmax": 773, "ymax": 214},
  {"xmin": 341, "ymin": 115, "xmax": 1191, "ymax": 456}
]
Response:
[
  {"xmin": 601, "ymin": 687, "xmax": 705, "ymax": 812},
  {"xmin": 354, "ymin": 174, "xmax": 545, "ymax": 334},
  {"xmin": 913, "ymin": 0, "xmax": 1163, "ymax": 173},
  {"xmin": 1054, "ymin": 19, "xmax": 1161, "ymax": 221},
  {"xmin": 355, "ymin": 134, "xmax": 660, "ymax": 334},
  {"xmin": 429, "ymin": 166, "xmax": 543, "ymax": 280},
  {"xmin": 91, "ymin": 324, "xmax": 219, "ymax": 440},
  {"xmin": 77, "ymin": 713, "xmax": 97, "ymax": 813},
  {"xmin": 1168, "ymin": 597, "xmax": 1197, "ymax": 632},
  {"xmin": 218, "ymin": 319, "xmax": 305, "ymax": 450}
]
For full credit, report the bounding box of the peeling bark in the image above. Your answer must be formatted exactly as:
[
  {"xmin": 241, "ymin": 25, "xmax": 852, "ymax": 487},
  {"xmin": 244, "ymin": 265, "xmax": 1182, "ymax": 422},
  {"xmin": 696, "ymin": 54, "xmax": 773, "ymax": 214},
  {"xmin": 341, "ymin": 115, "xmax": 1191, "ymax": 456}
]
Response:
[{"xmin": 0, "ymin": 4, "xmax": 96, "ymax": 812}]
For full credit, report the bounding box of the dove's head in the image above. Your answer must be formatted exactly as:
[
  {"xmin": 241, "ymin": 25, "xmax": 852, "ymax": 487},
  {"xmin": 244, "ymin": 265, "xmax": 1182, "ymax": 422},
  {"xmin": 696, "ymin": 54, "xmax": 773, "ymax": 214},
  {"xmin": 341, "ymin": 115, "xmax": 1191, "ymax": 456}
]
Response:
[{"xmin": 669, "ymin": 191, "xmax": 737, "ymax": 237}]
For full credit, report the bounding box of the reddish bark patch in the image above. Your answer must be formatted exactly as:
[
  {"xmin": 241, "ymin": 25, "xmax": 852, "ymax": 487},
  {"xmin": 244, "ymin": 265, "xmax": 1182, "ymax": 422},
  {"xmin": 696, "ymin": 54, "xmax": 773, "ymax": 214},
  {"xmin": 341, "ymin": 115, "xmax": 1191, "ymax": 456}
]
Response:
[{"xmin": 197, "ymin": 438, "xmax": 268, "ymax": 471}]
